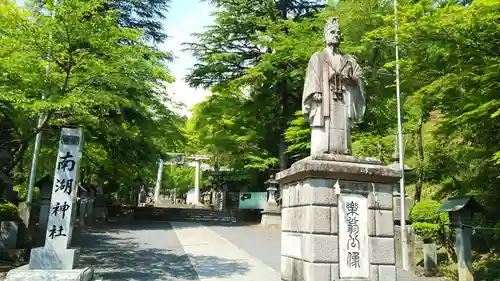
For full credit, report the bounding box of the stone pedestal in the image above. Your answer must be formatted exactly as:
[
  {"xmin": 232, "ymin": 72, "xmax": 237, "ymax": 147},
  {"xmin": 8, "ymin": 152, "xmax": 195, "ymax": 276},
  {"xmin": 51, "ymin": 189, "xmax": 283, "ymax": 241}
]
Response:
[
  {"xmin": 393, "ymin": 195, "xmax": 414, "ymax": 223},
  {"xmin": 220, "ymin": 191, "xmax": 226, "ymax": 211},
  {"xmin": 277, "ymin": 154, "xmax": 400, "ymax": 281},
  {"xmin": 29, "ymin": 248, "xmax": 80, "ymax": 270},
  {"xmin": 261, "ymin": 204, "xmax": 281, "ymax": 228},
  {"xmin": 261, "ymin": 210, "xmax": 281, "ymax": 228},
  {"xmin": 456, "ymin": 227, "xmax": 474, "ymax": 281},
  {"xmin": 394, "ymin": 225, "xmax": 417, "ymax": 272},
  {"xmin": 7, "ymin": 265, "xmax": 94, "ymax": 281},
  {"xmin": 93, "ymin": 196, "xmax": 106, "ymax": 220},
  {"xmin": 423, "ymin": 243, "xmax": 437, "ymax": 274},
  {"xmin": 86, "ymin": 198, "xmax": 94, "ymax": 224},
  {"xmin": 79, "ymin": 199, "xmax": 87, "ymax": 226}
]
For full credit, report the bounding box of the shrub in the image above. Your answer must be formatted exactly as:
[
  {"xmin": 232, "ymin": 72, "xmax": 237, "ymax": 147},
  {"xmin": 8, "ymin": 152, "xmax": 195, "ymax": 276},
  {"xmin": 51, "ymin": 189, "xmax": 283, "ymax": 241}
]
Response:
[
  {"xmin": 440, "ymin": 250, "xmax": 500, "ymax": 281},
  {"xmin": 412, "ymin": 222, "xmax": 443, "ymax": 242},
  {"xmin": 473, "ymin": 249, "xmax": 500, "ymax": 281},
  {"xmin": 410, "ymin": 199, "xmax": 449, "ymax": 242},
  {"xmin": 0, "ymin": 202, "xmax": 20, "ymax": 222},
  {"xmin": 13, "ymin": 184, "xmax": 40, "ymax": 202},
  {"xmin": 439, "ymin": 261, "xmax": 458, "ymax": 280},
  {"xmin": 410, "ymin": 199, "xmax": 448, "ymax": 224}
]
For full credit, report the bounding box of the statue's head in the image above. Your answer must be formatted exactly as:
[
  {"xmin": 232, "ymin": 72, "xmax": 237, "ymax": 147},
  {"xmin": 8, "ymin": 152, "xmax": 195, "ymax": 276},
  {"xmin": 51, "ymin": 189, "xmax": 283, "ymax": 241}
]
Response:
[{"xmin": 324, "ymin": 18, "xmax": 341, "ymax": 47}]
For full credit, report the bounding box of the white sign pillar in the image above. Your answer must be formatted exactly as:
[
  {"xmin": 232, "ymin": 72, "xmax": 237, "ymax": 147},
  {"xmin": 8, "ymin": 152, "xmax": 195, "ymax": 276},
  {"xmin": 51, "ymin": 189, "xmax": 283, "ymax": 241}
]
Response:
[
  {"xmin": 194, "ymin": 159, "xmax": 201, "ymax": 204},
  {"xmin": 28, "ymin": 128, "xmax": 84, "ymax": 270},
  {"xmin": 338, "ymin": 193, "xmax": 370, "ymax": 278}
]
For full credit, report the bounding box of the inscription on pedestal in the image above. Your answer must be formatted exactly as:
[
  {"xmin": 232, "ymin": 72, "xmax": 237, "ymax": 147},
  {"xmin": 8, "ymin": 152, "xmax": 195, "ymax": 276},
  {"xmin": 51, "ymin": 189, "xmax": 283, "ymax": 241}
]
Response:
[{"xmin": 339, "ymin": 193, "xmax": 369, "ymax": 278}]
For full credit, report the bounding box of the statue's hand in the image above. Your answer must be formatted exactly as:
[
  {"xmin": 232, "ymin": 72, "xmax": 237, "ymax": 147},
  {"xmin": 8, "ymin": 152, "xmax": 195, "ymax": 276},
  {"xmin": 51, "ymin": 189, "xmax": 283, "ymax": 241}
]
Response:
[
  {"xmin": 303, "ymin": 104, "xmax": 311, "ymax": 115},
  {"xmin": 348, "ymin": 72, "xmax": 359, "ymax": 81},
  {"xmin": 312, "ymin": 93, "xmax": 322, "ymax": 102}
]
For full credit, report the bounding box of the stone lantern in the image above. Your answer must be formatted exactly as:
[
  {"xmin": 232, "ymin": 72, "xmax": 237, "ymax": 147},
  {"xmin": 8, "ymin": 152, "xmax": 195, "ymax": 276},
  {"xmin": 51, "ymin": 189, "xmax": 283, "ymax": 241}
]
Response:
[
  {"xmin": 266, "ymin": 175, "xmax": 278, "ymax": 204},
  {"xmin": 261, "ymin": 175, "xmax": 281, "ymax": 228},
  {"xmin": 437, "ymin": 196, "xmax": 482, "ymax": 281}
]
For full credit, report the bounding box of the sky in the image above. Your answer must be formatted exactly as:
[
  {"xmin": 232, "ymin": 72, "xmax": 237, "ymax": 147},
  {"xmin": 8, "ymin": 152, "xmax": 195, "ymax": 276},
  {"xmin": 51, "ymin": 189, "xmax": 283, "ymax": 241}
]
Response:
[{"xmin": 158, "ymin": 0, "xmax": 216, "ymax": 117}]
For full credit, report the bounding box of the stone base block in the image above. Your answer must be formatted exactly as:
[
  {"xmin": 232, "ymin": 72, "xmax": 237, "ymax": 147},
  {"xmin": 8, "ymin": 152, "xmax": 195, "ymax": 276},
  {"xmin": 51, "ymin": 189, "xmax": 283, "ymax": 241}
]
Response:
[
  {"xmin": 7, "ymin": 265, "xmax": 94, "ymax": 281},
  {"xmin": 28, "ymin": 247, "xmax": 80, "ymax": 270},
  {"xmin": 261, "ymin": 212, "xmax": 281, "ymax": 228},
  {"xmin": 277, "ymin": 155, "xmax": 399, "ymax": 281}
]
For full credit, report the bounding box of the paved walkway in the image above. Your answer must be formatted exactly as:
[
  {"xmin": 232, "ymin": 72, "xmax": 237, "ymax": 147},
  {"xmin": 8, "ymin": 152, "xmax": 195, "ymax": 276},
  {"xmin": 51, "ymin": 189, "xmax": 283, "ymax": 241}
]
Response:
[
  {"xmin": 73, "ymin": 222, "xmax": 198, "ymax": 280},
  {"xmin": 71, "ymin": 222, "xmax": 446, "ymax": 281},
  {"xmin": 72, "ymin": 222, "xmax": 281, "ymax": 281},
  {"xmin": 170, "ymin": 222, "xmax": 279, "ymax": 281}
]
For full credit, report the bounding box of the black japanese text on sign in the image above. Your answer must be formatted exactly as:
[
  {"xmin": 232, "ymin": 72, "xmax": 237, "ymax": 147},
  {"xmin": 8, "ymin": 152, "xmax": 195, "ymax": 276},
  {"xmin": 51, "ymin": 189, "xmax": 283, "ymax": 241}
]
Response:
[
  {"xmin": 54, "ymin": 151, "xmax": 76, "ymax": 195},
  {"xmin": 48, "ymin": 225, "xmax": 67, "ymax": 240},
  {"xmin": 51, "ymin": 201, "xmax": 70, "ymax": 219},
  {"xmin": 58, "ymin": 152, "xmax": 76, "ymax": 172},
  {"xmin": 346, "ymin": 201, "xmax": 361, "ymax": 269}
]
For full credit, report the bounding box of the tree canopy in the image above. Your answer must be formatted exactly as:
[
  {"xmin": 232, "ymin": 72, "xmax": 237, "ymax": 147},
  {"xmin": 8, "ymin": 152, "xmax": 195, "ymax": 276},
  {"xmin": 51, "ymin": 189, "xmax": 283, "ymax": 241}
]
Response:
[
  {"xmin": 0, "ymin": 0, "xmax": 183, "ymax": 203},
  {"xmin": 185, "ymin": 0, "xmax": 500, "ymax": 216}
]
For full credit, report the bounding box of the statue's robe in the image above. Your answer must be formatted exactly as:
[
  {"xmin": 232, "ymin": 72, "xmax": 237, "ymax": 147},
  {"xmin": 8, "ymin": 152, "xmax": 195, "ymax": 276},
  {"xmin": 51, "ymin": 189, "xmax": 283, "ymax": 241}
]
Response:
[{"xmin": 302, "ymin": 49, "xmax": 366, "ymax": 155}]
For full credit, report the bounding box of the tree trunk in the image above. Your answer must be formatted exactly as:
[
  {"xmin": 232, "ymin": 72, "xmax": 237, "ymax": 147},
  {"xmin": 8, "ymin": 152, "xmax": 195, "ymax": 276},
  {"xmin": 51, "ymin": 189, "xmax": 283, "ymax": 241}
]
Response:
[
  {"xmin": 414, "ymin": 113, "xmax": 424, "ymax": 202},
  {"xmin": 279, "ymin": 142, "xmax": 287, "ymax": 170}
]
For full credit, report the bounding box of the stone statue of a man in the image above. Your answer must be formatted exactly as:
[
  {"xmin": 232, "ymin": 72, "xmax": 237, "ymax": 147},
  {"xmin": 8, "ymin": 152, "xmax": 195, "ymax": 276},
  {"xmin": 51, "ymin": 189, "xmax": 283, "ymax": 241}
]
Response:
[{"xmin": 302, "ymin": 18, "xmax": 366, "ymax": 155}]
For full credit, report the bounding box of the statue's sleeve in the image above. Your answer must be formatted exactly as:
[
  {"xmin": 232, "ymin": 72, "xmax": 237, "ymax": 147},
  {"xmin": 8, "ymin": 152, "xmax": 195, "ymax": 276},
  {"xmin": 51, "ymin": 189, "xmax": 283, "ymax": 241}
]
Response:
[
  {"xmin": 350, "ymin": 57, "xmax": 366, "ymax": 121},
  {"xmin": 302, "ymin": 53, "xmax": 322, "ymax": 115},
  {"xmin": 351, "ymin": 57, "xmax": 363, "ymax": 80}
]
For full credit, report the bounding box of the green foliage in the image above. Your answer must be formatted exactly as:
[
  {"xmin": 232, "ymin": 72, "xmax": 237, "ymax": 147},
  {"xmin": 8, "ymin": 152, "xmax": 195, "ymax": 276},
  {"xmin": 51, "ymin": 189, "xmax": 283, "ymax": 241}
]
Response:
[
  {"xmin": 438, "ymin": 261, "xmax": 458, "ymax": 281},
  {"xmin": 184, "ymin": 0, "xmax": 396, "ymax": 175},
  {"xmin": 372, "ymin": 0, "xmax": 500, "ymax": 207},
  {"xmin": 185, "ymin": 0, "xmax": 500, "ymax": 223},
  {"xmin": 185, "ymin": 89, "xmax": 278, "ymax": 171},
  {"xmin": 440, "ymin": 250, "xmax": 500, "ymax": 281},
  {"xmin": 412, "ymin": 222, "xmax": 443, "ymax": 243},
  {"xmin": 13, "ymin": 184, "xmax": 40, "ymax": 202},
  {"xmin": 283, "ymin": 111, "xmax": 310, "ymax": 161},
  {"xmin": 0, "ymin": 0, "xmax": 183, "ymax": 202},
  {"xmin": 410, "ymin": 200, "xmax": 444, "ymax": 224},
  {"xmin": 472, "ymin": 249, "xmax": 500, "ymax": 281},
  {"xmin": 162, "ymin": 165, "xmax": 196, "ymax": 195},
  {"xmin": 410, "ymin": 200, "xmax": 449, "ymax": 241},
  {"xmin": 109, "ymin": 0, "xmax": 171, "ymax": 43},
  {"xmin": 0, "ymin": 202, "xmax": 20, "ymax": 222}
]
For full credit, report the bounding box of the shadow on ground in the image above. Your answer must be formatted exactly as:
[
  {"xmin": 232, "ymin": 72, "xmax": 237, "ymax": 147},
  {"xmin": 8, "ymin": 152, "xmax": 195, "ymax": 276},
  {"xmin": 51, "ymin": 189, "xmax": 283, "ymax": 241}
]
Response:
[{"xmin": 71, "ymin": 222, "xmax": 250, "ymax": 281}]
